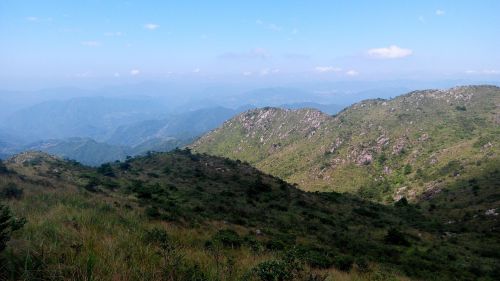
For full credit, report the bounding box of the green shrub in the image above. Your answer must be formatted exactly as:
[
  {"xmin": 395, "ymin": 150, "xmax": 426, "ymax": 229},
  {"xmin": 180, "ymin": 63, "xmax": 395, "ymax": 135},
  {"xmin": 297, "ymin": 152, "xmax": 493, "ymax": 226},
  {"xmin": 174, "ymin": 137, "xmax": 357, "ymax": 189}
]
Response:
[
  {"xmin": 403, "ymin": 164, "xmax": 412, "ymax": 175},
  {"xmin": 301, "ymin": 247, "xmax": 334, "ymax": 269},
  {"xmin": 355, "ymin": 257, "xmax": 370, "ymax": 272},
  {"xmin": 212, "ymin": 229, "xmax": 242, "ymax": 248},
  {"xmin": 97, "ymin": 163, "xmax": 115, "ymax": 177},
  {"xmin": 253, "ymin": 260, "xmax": 291, "ymax": 281},
  {"xmin": 333, "ymin": 255, "xmax": 354, "ymax": 272},
  {"xmin": 0, "ymin": 204, "xmax": 26, "ymax": 253},
  {"xmin": 145, "ymin": 207, "xmax": 161, "ymax": 219},
  {"xmin": 119, "ymin": 161, "xmax": 131, "ymax": 170},
  {"xmin": 395, "ymin": 197, "xmax": 408, "ymax": 207},
  {"xmin": 384, "ymin": 228, "xmax": 410, "ymax": 246},
  {"xmin": 1, "ymin": 183, "xmax": 23, "ymax": 199},
  {"xmin": 83, "ymin": 177, "xmax": 99, "ymax": 192}
]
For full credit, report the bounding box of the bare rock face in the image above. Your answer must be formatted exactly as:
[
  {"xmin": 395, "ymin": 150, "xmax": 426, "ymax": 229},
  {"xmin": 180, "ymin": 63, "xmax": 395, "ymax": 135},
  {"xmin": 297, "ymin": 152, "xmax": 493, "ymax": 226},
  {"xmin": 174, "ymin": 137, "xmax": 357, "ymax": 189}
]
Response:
[
  {"xmin": 484, "ymin": 209, "xmax": 498, "ymax": 216},
  {"xmin": 420, "ymin": 182, "xmax": 442, "ymax": 200},
  {"xmin": 357, "ymin": 152, "xmax": 373, "ymax": 165},
  {"xmin": 7, "ymin": 151, "xmax": 60, "ymax": 165},
  {"xmin": 392, "ymin": 137, "xmax": 408, "ymax": 155}
]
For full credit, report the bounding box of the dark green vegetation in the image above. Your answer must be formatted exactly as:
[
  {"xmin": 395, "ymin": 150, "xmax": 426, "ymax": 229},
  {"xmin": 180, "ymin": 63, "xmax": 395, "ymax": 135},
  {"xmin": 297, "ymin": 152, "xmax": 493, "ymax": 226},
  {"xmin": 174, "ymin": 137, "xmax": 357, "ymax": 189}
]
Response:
[
  {"xmin": 192, "ymin": 85, "xmax": 500, "ymax": 203},
  {"xmin": 1, "ymin": 150, "xmax": 499, "ymax": 280}
]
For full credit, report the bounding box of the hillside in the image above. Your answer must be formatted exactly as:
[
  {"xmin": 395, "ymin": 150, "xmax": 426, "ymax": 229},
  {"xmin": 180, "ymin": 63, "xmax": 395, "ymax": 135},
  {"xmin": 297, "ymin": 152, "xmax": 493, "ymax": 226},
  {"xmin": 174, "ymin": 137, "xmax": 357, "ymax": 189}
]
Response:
[
  {"xmin": 1, "ymin": 150, "xmax": 498, "ymax": 280},
  {"xmin": 192, "ymin": 85, "xmax": 500, "ymax": 203}
]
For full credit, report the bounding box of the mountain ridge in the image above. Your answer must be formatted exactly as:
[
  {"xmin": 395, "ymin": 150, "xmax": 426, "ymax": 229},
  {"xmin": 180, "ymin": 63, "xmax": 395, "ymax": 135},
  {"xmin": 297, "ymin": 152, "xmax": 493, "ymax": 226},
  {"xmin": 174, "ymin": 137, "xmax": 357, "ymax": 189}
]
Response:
[{"xmin": 192, "ymin": 85, "xmax": 500, "ymax": 203}]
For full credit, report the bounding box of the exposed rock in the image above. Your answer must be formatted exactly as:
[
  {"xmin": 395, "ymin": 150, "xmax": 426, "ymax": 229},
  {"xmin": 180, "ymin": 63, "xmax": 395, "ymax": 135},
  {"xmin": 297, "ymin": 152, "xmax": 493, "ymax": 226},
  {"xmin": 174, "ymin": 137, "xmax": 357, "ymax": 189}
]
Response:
[
  {"xmin": 485, "ymin": 209, "xmax": 498, "ymax": 216},
  {"xmin": 357, "ymin": 152, "xmax": 373, "ymax": 165},
  {"xmin": 392, "ymin": 137, "xmax": 408, "ymax": 155}
]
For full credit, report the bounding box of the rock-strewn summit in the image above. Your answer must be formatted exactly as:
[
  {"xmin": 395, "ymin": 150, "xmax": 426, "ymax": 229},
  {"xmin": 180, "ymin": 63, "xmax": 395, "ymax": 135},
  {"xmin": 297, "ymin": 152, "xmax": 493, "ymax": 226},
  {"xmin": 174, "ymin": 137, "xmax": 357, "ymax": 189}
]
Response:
[{"xmin": 193, "ymin": 85, "xmax": 500, "ymax": 203}]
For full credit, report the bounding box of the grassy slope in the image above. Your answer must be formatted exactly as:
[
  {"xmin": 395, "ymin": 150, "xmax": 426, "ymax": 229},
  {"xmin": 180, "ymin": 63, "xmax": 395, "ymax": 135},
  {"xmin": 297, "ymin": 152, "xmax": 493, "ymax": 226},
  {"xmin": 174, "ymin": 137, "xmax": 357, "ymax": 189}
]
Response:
[
  {"xmin": 192, "ymin": 85, "xmax": 500, "ymax": 203},
  {"xmin": 0, "ymin": 151, "xmax": 498, "ymax": 280}
]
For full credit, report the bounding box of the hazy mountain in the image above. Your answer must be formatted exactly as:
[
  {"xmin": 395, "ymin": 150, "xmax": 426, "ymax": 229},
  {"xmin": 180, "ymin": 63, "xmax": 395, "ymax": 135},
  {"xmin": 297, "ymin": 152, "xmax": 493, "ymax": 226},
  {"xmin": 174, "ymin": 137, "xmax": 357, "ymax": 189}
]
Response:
[
  {"xmin": 193, "ymin": 85, "xmax": 500, "ymax": 203},
  {"xmin": 3, "ymin": 96, "xmax": 167, "ymax": 142},
  {"xmin": 2, "ymin": 150, "xmax": 498, "ymax": 280},
  {"xmin": 21, "ymin": 138, "xmax": 129, "ymax": 166},
  {"xmin": 107, "ymin": 107, "xmax": 243, "ymax": 146}
]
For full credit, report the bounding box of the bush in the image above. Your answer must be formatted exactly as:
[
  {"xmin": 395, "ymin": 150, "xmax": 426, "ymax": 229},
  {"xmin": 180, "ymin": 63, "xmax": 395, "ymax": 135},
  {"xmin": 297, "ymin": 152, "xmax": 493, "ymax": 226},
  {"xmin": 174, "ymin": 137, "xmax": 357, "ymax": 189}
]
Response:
[
  {"xmin": 403, "ymin": 164, "xmax": 412, "ymax": 175},
  {"xmin": 83, "ymin": 177, "xmax": 99, "ymax": 192},
  {"xmin": 97, "ymin": 163, "xmax": 115, "ymax": 177},
  {"xmin": 355, "ymin": 257, "xmax": 370, "ymax": 272},
  {"xmin": 119, "ymin": 162, "xmax": 131, "ymax": 170},
  {"xmin": 213, "ymin": 229, "xmax": 242, "ymax": 248},
  {"xmin": 297, "ymin": 245, "xmax": 335, "ymax": 269},
  {"xmin": 253, "ymin": 260, "xmax": 292, "ymax": 281},
  {"xmin": 384, "ymin": 228, "xmax": 410, "ymax": 246},
  {"xmin": 333, "ymin": 255, "xmax": 354, "ymax": 272},
  {"xmin": 1, "ymin": 183, "xmax": 23, "ymax": 199},
  {"xmin": 0, "ymin": 204, "xmax": 26, "ymax": 253},
  {"xmin": 395, "ymin": 197, "xmax": 408, "ymax": 207},
  {"xmin": 247, "ymin": 176, "xmax": 272, "ymax": 197},
  {"xmin": 145, "ymin": 207, "xmax": 161, "ymax": 219}
]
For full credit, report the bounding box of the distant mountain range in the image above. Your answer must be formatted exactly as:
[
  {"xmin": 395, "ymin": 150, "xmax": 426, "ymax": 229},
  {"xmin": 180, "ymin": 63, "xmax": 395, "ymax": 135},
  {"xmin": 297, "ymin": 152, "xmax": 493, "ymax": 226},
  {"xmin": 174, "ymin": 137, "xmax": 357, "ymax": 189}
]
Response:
[
  {"xmin": 193, "ymin": 85, "xmax": 500, "ymax": 203},
  {"xmin": 0, "ymin": 93, "xmax": 344, "ymax": 165},
  {"xmin": 3, "ymin": 96, "xmax": 167, "ymax": 142}
]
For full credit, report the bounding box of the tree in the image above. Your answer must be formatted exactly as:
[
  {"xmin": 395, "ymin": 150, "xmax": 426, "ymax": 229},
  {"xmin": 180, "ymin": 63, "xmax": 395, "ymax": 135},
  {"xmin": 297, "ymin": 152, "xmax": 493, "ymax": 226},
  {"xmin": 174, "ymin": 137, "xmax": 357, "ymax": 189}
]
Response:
[
  {"xmin": 384, "ymin": 228, "xmax": 410, "ymax": 246},
  {"xmin": 0, "ymin": 204, "xmax": 26, "ymax": 253},
  {"xmin": 97, "ymin": 163, "xmax": 115, "ymax": 177},
  {"xmin": 1, "ymin": 183, "xmax": 23, "ymax": 199}
]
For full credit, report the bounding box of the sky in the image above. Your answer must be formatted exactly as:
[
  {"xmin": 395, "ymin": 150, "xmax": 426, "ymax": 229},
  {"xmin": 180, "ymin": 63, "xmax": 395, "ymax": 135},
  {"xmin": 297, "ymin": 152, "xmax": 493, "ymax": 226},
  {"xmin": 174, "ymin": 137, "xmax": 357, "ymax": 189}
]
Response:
[{"xmin": 1, "ymin": 0, "xmax": 500, "ymax": 89}]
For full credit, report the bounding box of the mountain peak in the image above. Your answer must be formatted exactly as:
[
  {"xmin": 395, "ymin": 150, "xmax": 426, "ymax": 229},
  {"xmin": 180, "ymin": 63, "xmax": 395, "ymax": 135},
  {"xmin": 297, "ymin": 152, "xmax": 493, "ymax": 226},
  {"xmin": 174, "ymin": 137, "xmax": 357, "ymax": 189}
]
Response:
[{"xmin": 194, "ymin": 85, "xmax": 500, "ymax": 201}]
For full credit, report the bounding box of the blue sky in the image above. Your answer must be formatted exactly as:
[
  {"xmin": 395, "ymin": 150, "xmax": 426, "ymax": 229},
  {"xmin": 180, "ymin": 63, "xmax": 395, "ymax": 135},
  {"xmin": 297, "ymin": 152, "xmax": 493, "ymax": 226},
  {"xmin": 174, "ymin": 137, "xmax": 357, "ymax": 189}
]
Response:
[{"xmin": 1, "ymin": 0, "xmax": 499, "ymax": 89}]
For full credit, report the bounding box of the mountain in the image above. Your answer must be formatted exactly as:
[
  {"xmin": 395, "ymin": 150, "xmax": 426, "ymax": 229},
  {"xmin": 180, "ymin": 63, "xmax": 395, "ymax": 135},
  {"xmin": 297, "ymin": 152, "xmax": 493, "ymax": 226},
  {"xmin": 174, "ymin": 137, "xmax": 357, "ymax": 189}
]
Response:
[
  {"xmin": 1, "ymin": 105, "xmax": 244, "ymax": 165},
  {"xmin": 192, "ymin": 85, "xmax": 500, "ymax": 203},
  {"xmin": 3, "ymin": 96, "xmax": 167, "ymax": 142},
  {"xmin": 1, "ymin": 150, "xmax": 498, "ymax": 280},
  {"xmin": 107, "ymin": 107, "xmax": 243, "ymax": 147},
  {"xmin": 21, "ymin": 138, "xmax": 130, "ymax": 166}
]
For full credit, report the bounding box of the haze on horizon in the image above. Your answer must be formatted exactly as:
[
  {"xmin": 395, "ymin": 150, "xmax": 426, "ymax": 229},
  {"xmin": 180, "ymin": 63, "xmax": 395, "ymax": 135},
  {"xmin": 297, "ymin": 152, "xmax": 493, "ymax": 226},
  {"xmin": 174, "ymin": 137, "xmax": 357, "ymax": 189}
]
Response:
[{"xmin": 1, "ymin": 0, "xmax": 500, "ymax": 91}]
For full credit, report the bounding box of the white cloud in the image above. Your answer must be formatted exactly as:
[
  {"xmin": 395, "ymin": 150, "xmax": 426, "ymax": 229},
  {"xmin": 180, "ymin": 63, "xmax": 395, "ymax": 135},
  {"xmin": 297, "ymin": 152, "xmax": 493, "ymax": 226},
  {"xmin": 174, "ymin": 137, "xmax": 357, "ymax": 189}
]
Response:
[
  {"xmin": 218, "ymin": 48, "xmax": 270, "ymax": 60},
  {"xmin": 130, "ymin": 69, "xmax": 140, "ymax": 76},
  {"xmin": 259, "ymin": 68, "xmax": 280, "ymax": 76},
  {"xmin": 81, "ymin": 41, "xmax": 100, "ymax": 47},
  {"xmin": 193, "ymin": 68, "xmax": 201, "ymax": 73},
  {"xmin": 346, "ymin": 70, "xmax": 359, "ymax": 76},
  {"xmin": 256, "ymin": 19, "xmax": 282, "ymax": 31},
  {"xmin": 436, "ymin": 9, "xmax": 445, "ymax": 16},
  {"xmin": 483, "ymin": 69, "xmax": 499, "ymax": 74},
  {"xmin": 144, "ymin": 23, "xmax": 159, "ymax": 30},
  {"xmin": 105, "ymin": 31, "xmax": 123, "ymax": 37},
  {"xmin": 25, "ymin": 16, "xmax": 52, "ymax": 22},
  {"xmin": 418, "ymin": 16, "xmax": 426, "ymax": 23},
  {"xmin": 242, "ymin": 71, "xmax": 253, "ymax": 76},
  {"xmin": 113, "ymin": 72, "xmax": 120, "ymax": 77},
  {"xmin": 75, "ymin": 72, "xmax": 90, "ymax": 78},
  {"xmin": 466, "ymin": 69, "xmax": 500, "ymax": 75},
  {"xmin": 291, "ymin": 28, "xmax": 299, "ymax": 35},
  {"xmin": 314, "ymin": 66, "xmax": 342, "ymax": 73},
  {"xmin": 367, "ymin": 45, "xmax": 413, "ymax": 59}
]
